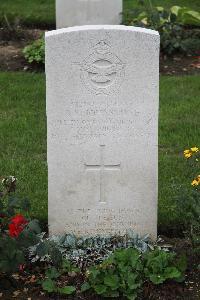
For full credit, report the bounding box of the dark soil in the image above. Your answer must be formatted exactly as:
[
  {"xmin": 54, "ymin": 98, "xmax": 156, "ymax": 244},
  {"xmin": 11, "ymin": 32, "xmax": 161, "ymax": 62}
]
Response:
[
  {"xmin": 0, "ymin": 237, "xmax": 199, "ymax": 300},
  {"xmin": 0, "ymin": 27, "xmax": 44, "ymax": 72},
  {"xmin": 0, "ymin": 28, "xmax": 200, "ymax": 75},
  {"xmin": 160, "ymin": 54, "xmax": 200, "ymax": 76}
]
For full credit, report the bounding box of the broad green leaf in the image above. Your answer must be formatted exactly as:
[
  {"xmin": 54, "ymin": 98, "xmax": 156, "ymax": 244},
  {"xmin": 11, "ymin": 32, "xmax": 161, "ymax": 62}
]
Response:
[
  {"xmin": 104, "ymin": 274, "xmax": 119, "ymax": 289},
  {"xmin": 63, "ymin": 234, "xmax": 76, "ymax": 248},
  {"xmin": 89, "ymin": 267, "xmax": 100, "ymax": 279},
  {"xmin": 127, "ymin": 273, "xmax": 141, "ymax": 290},
  {"xmin": 181, "ymin": 10, "xmax": 200, "ymax": 26},
  {"xmin": 94, "ymin": 284, "xmax": 107, "ymax": 295},
  {"xmin": 164, "ymin": 267, "xmax": 181, "ymax": 279},
  {"xmin": 156, "ymin": 6, "xmax": 164, "ymax": 12},
  {"xmin": 27, "ymin": 219, "xmax": 41, "ymax": 234},
  {"xmin": 170, "ymin": 6, "xmax": 181, "ymax": 16},
  {"xmin": 17, "ymin": 230, "xmax": 39, "ymax": 247},
  {"xmin": 42, "ymin": 279, "xmax": 56, "ymax": 293},
  {"xmin": 114, "ymin": 249, "xmax": 127, "ymax": 262},
  {"xmin": 125, "ymin": 291, "xmax": 138, "ymax": 300},
  {"xmin": 36, "ymin": 241, "xmax": 50, "ymax": 257},
  {"xmin": 62, "ymin": 259, "xmax": 71, "ymax": 271},
  {"xmin": 149, "ymin": 274, "xmax": 165, "ymax": 284},
  {"xmin": 136, "ymin": 11, "xmax": 147, "ymax": 21},
  {"xmin": 50, "ymin": 246, "xmax": 63, "ymax": 268},
  {"xmin": 58, "ymin": 285, "xmax": 76, "ymax": 295},
  {"xmin": 118, "ymin": 262, "xmax": 129, "ymax": 274},
  {"xmin": 46, "ymin": 267, "xmax": 60, "ymax": 279},
  {"xmin": 81, "ymin": 282, "xmax": 90, "ymax": 292},
  {"xmin": 175, "ymin": 7, "xmax": 200, "ymax": 25}
]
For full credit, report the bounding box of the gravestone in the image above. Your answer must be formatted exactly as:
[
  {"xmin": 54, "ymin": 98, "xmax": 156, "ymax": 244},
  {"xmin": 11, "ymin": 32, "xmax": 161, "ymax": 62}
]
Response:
[
  {"xmin": 56, "ymin": 0, "xmax": 122, "ymax": 29},
  {"xmin": 46, "ymin": 25, "xmax": 160, "ymax": 239}
]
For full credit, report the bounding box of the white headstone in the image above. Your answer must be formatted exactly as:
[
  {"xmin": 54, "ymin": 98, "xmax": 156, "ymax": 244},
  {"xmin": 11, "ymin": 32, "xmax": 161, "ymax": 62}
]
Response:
[
  {"xmin": 46, "ymin": 25, "xmax": 160, "ymax": 239},
  {"xmin": 56, "ymin": 0, "xmax": 122, "ymax": 29}
]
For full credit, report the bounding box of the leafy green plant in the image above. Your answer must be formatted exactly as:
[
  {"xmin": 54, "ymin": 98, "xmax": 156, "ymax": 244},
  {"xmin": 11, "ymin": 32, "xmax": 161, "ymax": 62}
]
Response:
[
  {"xmin": 144, "ymin": 249, "xmax": 186, "ymax": 284},
  {"xmin": 41, "ymin": 260, "xmax": 78, "ymax": 295},
  {"xmin": 82, "ymin": 248, "xmax": 143, "ymax": 299},
  {"xmin": 82, "ymin": 248, "xmax": 187, "ymax": 299},
  {"xmin": 124, "ymin": 2, "xmax": 200, "ymax": 27},
  {"xmin": 23, "ymin": 37, "xmax": 45, "ymax": 64},
  {"xmin": 29, "ymin": 230, "xmax": 151, "ymax": 270},
  {"xmin": 32, "ymin": 239, "xmax": 63, "ymax": 268},
  {"xmin": 0, "ymin": 176, "xmax": 41, "ymax": 273},
  {"xmin": 160, "ymin": 25, "xmax": 200, "ymax": 55},
  {"xmin": 0, "ymin": 220, "xmax": 41, "ymax": 273},
  {"xmin": 171, "ymin": 6, "xmax": 200, "ymax": 26},
  {"xmin": 124, "ymin": 2, "xmax": 200, "ymax": 55}
]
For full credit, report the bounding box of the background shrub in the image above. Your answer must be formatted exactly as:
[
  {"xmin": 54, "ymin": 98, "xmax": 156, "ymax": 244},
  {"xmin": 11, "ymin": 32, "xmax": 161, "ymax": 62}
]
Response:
[{"xmin": 23, "ymin": 37, "xmax": 45, "ymax": 65}]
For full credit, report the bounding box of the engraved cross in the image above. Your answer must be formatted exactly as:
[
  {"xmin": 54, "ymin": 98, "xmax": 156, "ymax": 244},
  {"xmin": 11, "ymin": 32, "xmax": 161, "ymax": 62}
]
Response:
[{"xmin": 85, "ymin": 145, "xmax": 121, "ymax": 204}]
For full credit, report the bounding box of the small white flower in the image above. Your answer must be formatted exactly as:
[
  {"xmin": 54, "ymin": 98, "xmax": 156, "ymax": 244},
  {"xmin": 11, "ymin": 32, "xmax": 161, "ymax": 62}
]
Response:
[{"xmin": 10, "ymin": 176, "xmax": 17, "ymax": 182}]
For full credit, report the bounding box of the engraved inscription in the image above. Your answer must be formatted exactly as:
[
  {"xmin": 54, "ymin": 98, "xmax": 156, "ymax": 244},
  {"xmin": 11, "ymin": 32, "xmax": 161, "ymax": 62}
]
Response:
[
  {"xmin": 79, "ymin": 41, "xmax": 125, "ymax": 95},
  {"xmin": 85, "ymin": 145, "xmax": 121, "ymax": 203},
  {"xmin": 49, "ymin": 98, "xmax": 155, "ymax": 145},
  {"xmin": 63, "ymin": 208, "xmax": 141, "ymax": 236}
]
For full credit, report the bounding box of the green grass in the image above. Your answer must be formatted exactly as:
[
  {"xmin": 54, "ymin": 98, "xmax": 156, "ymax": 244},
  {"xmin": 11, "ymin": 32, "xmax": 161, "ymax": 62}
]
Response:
[
  {"xmin": 0, "ymin": 0, "xmax": 199, "ymax": 27},
  {"xmin": 158, "ymin": 76, "xmax": 200, "ymax": 230},
  {"xmin": 0, "ymin": 73, "xmax": 47, "ymax": 221},
  {"xmin": 0, "ymin": 0, "xmax": 55, "ymax": 27},
  {"xmin": 124, "ymin": 0, "xmax": 200, "ymax": 11},
  {"xmin": 0, "ymin": 72, "xmax": 199, "ymax": 230}
]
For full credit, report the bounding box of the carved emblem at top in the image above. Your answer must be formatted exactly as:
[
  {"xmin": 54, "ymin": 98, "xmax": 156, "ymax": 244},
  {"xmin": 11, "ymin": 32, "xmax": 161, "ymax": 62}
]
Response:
[{"xmin": 80, "ymin": 41, "xmax": 125, "ymax": 95}]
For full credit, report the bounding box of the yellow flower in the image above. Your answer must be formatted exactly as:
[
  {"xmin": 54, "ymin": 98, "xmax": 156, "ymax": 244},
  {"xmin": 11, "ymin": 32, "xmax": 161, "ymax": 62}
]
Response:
[
  {"xmin": 183, "ymin": 149, "xmax": 193, "ymax": 158},
  {"xmin": 184, "ymin": 153, "xmax": 192, "ymax": 158},
  {"xmin": 184, "ymin": 149, "xmax": 190, "ymax": 154},
  {"xmin": 197, "ymin": 175, "xmax": 200, "ymax": 182},
  {"xmin": 191, "ymin": 179, "xmax": 199, "ymax": 186},
  {"xmin": 191, "ymin": 147, "xmax": 199, "ymax": 152}
]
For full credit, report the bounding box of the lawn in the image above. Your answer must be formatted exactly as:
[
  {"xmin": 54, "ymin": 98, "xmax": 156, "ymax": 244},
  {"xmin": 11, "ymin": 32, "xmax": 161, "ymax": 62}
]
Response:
[
  {"xmin": 124, "ymin": 0, "xmax": 200, "ymax": 11},
  {"xmin": 0, "ymin": 72, "xmax": 199, "ymax": 232},
  {"xmin": 0, "ymin": 0, "xmax": 199, "ymax": 27},
  {"xmin": 0, "ymin": 0, "xmax": 55, "ymax": 27},
  {"xmin": 0, "ymin": 73, "xmax": 47, "ymax": 222}
]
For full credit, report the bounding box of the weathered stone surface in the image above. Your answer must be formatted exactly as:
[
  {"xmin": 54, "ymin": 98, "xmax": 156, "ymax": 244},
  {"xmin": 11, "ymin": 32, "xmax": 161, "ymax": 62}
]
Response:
[
  {"xmin": 46, "ymin": 25, "xmax": 160, "ymax": 239},
  {"xmin": 56, "ymin": 0, "xmax": 122, "ymax": 29}
]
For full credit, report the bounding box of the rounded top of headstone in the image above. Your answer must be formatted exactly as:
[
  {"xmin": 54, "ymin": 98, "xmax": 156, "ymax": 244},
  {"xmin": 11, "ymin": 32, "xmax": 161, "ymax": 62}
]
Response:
[{"xmin": 45, "ymin": 25, "xmax": 159, "ymax": 39}]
